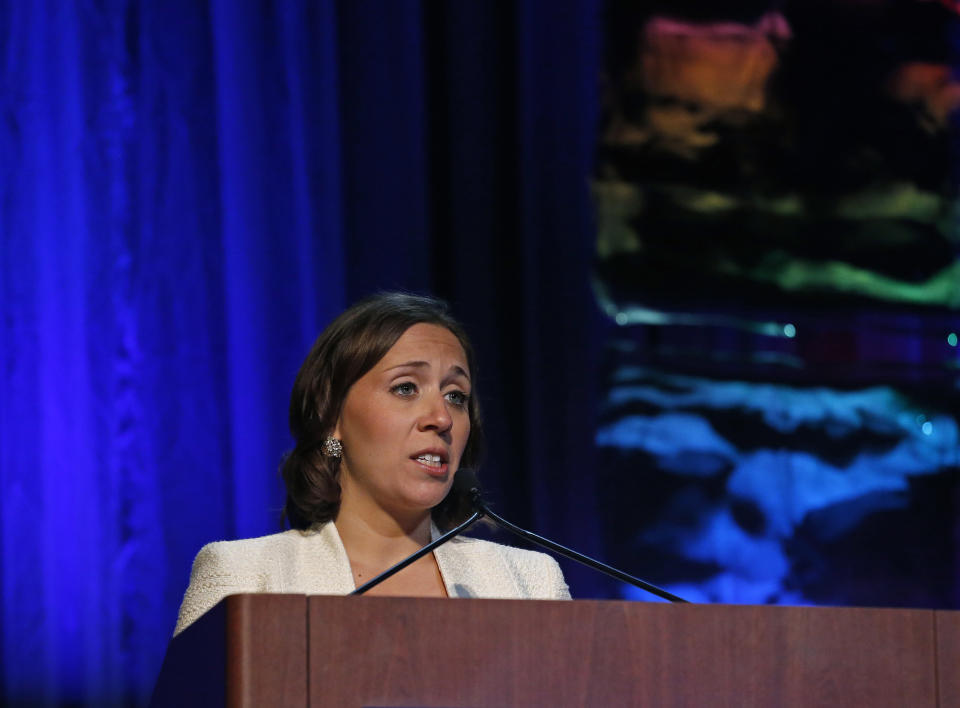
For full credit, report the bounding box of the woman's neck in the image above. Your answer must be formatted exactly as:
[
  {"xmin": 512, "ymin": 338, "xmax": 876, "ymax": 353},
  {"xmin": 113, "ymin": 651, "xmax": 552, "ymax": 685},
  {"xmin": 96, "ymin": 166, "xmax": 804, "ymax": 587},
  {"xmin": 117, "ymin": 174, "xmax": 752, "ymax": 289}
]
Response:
[
  {"xmin": 334, "ymin": 500, "xmax": 433, "ymax": 567},
  {"xmin": 334, "ymin": 493, "xmax": 447, "ymax": 598}
]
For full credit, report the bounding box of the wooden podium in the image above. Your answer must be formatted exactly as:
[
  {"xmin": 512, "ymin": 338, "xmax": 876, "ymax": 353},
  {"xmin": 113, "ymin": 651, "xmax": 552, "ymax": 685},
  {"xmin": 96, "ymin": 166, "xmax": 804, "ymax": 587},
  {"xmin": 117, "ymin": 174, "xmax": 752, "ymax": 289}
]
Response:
[{"xmin": 151, "ymin": 594, "xmax": 960, "ymax": 707}]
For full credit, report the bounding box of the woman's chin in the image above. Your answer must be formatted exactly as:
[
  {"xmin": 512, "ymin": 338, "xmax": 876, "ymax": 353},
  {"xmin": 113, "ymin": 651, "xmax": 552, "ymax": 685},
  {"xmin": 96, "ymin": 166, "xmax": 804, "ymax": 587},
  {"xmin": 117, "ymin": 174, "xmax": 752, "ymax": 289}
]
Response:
[{"xmin": 399, "ymin": 481, "xmax": 455, "ymax": 513}]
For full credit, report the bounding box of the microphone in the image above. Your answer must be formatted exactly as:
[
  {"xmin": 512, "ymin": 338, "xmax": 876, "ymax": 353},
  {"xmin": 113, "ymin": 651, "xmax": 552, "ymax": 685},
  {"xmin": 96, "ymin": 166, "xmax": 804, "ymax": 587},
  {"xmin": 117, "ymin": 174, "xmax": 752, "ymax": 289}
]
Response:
[{"xmin": 469, "ymin": 486, "xmax": 689, "ymax": 604}]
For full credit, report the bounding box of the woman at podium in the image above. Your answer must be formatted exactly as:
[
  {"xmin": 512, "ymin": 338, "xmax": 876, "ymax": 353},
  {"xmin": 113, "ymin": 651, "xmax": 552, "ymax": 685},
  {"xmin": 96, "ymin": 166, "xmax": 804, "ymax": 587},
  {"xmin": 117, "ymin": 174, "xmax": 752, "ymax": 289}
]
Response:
[{"xmin": 174, "ymin": 293, "xmax": 569, "ymax": 635}]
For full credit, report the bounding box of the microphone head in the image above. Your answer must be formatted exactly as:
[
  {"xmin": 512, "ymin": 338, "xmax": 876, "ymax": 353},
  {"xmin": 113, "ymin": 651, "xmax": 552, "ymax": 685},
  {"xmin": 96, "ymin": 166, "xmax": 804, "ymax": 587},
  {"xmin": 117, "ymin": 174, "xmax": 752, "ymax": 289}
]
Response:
[{"xmin": 455, "ymin": 468, "xmax": 484, "ymax": 509}]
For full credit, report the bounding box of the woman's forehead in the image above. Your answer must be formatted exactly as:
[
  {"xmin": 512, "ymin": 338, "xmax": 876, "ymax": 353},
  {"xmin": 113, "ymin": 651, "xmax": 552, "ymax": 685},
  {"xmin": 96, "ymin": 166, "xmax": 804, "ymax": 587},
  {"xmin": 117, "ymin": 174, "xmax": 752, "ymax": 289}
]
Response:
[{"xmin": 379, "ymin": 323, "xmax": 469, "ymax": 372}]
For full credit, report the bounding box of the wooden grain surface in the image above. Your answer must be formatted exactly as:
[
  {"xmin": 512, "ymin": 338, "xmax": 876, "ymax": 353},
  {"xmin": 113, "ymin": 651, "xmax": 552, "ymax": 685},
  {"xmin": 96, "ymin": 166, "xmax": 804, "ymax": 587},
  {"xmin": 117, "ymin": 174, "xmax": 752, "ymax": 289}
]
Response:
[
  {"xmin": 938, "ymin": 611, "xmax": 960, "ymax": 708},
  {"xmin": 307, "ymin": 597, "xmax": 938, "ymax": 708},
  {"xmin": 226, "ymin": 594, "xmax": 308, "ymax": 708}
]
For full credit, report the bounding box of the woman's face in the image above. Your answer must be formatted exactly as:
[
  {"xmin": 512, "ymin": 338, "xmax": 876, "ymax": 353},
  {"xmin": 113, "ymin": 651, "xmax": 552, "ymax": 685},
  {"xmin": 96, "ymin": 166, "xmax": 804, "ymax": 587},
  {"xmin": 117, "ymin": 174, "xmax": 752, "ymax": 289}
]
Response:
[{"xmin": 333, "ymin": 323, "xmax": 472, "ymax": 520}]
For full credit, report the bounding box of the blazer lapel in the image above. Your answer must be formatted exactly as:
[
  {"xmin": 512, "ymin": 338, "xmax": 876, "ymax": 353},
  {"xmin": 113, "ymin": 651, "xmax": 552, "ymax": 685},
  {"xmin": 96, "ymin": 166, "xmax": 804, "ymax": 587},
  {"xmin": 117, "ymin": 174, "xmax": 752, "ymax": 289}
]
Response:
[
  {"xmin": 297, "ymin": 522, "xmax": 356, "ymax": 594},
  {"xmin": 432, "ymin": 523, "xmax": 521, "ymax": 599}
]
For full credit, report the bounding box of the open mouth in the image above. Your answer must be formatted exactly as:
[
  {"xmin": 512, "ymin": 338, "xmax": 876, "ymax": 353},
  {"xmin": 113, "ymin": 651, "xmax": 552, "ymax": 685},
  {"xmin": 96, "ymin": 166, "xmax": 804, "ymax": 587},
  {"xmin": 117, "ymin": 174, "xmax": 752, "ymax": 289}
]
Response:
[{"xmin": 412, "ymin": 452, "xmax": 449, "ymax": 474}]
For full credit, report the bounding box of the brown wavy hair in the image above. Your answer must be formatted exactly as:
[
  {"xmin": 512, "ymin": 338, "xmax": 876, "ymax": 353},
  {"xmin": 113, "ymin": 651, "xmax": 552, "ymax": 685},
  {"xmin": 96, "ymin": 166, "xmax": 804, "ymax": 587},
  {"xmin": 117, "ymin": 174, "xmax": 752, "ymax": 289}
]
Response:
[{"xmin": 281, "ymin": 292, "xmax": 484, "ymax": 531}]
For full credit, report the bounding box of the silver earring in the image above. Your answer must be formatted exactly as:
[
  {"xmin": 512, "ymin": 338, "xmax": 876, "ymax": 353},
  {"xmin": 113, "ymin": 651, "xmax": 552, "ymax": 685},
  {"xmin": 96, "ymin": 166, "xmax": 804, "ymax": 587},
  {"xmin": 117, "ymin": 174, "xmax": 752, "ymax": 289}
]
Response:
[{"xmin": 322, "ymin": 437, "xmax": 343, "ymax": 459}]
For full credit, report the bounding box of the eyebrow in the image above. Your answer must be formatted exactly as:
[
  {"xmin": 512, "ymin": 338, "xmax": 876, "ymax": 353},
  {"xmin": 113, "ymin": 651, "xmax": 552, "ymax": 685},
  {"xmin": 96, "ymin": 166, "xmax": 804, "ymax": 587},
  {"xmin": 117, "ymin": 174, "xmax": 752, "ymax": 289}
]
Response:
[{"xmin": 384, "ymin": 360, "xmax": 470, "ymax": 380}]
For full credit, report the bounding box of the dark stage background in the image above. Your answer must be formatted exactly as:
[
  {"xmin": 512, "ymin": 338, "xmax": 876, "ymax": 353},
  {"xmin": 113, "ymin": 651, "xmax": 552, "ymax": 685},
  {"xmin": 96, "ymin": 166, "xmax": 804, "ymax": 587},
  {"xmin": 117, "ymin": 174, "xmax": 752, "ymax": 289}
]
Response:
[{"xmin": 1, "ymin": 1, "xmax": 958, "ymax": 706}]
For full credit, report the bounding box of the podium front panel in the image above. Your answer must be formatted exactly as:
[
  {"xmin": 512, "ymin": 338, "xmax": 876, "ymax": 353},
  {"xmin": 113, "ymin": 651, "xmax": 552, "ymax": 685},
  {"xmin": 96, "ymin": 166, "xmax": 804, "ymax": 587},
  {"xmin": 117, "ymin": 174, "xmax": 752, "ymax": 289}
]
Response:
[{"xmin": 307, "ymin": 597, "xmax": 938, "ymax": 708}]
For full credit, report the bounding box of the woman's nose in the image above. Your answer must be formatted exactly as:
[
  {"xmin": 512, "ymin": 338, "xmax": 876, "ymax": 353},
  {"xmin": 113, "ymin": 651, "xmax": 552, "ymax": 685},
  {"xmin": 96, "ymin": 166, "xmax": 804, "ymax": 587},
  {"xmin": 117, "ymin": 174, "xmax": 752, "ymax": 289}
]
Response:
[{"xmin": 418, "ymin": 393, "xmax": 452, "ymax": 432}]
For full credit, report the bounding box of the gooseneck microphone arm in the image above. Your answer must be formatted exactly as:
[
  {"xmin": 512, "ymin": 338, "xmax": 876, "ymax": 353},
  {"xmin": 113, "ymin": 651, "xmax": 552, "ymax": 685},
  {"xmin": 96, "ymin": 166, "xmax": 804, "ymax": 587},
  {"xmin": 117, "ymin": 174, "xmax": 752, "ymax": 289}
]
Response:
[
  {"xmin": 350, "ymin": 482, "xmax": 688, "ymax": 604},
  {"xmin": 350, "ymin": 509, "xmax": 485, "ymax": 595},
  {"xmin": 471, "ymin": 489, "xmax": 689, "ymax": 604}
]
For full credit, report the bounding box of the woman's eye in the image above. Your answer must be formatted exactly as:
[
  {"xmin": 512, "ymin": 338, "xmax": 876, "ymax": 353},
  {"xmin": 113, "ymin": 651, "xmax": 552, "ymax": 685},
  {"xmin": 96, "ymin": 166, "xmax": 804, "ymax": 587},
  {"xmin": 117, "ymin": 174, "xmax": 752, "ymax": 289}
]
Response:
[
  {"xmin": 445, "ymin": 390, "xmax": 470, "ymax": 408},
  {"xmin": 391, "ymin": 382, "xmax": 417, "ymax": 397}
]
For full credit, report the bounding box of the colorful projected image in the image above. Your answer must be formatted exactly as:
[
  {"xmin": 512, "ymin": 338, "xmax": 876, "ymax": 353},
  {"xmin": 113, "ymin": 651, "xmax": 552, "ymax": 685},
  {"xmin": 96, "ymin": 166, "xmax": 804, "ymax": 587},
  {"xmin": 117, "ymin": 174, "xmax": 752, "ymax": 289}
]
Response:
[{"xmin": 594, "ymin": 0, "xmax": 960, "ymax": 608}]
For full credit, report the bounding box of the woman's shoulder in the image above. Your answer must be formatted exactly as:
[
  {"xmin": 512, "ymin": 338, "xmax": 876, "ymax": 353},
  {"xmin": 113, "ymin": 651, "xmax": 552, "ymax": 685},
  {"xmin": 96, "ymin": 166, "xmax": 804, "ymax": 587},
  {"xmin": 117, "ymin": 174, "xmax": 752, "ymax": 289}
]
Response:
[
  {"xmin": 451, "ymin": 534, "xmax": 552, "ymax": 564},
  {"xmin": 175, "ymin": 526, "xmax": 335, "ymax": 636},
  {"xmin": 194, "ymin": 528, "xmax": 306, "ymax": 559},
  {"xmin": 191, "ymin": 525, "xmax": 336, "ymax": 572}
]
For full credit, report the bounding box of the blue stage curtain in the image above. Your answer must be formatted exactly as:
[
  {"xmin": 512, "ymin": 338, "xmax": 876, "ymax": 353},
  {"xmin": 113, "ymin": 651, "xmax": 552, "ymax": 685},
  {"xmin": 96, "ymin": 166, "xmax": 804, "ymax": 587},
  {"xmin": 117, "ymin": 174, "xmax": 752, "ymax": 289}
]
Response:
[
  {"xmin": 0, "ymin": 1, "xmax": 603, "ymax": 704},
  {"xmin": 0, "ymin": 0, "xmax": 350, "ymax": 704}
]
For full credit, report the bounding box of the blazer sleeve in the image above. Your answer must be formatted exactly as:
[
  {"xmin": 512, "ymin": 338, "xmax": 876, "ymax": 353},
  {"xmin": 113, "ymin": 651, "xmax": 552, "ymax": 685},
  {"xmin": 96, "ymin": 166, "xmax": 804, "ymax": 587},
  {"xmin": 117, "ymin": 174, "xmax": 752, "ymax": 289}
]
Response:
[
  {"xmin": 173, "ymin": 542, "xmax": 267, "ymax": 636},
  {"xmin": 544, "ymin": 555, "xmax": 572, "ymax": 600}
]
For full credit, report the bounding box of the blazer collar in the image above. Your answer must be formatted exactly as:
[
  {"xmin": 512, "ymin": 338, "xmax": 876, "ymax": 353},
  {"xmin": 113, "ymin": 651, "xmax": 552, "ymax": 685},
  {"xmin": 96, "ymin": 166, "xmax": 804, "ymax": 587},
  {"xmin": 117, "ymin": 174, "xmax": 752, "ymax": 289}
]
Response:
[{"xmin": 317, "ymin": 519, "xmax": 466, "ymax": 597}]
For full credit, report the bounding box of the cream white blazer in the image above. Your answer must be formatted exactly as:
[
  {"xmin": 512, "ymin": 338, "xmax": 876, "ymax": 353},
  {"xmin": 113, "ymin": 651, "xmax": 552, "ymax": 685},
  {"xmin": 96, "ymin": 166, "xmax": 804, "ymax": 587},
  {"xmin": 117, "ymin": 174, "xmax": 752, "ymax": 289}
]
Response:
[{"xmin": 175, "ymin": 521, "xmax": 571, "ymax": 635}]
